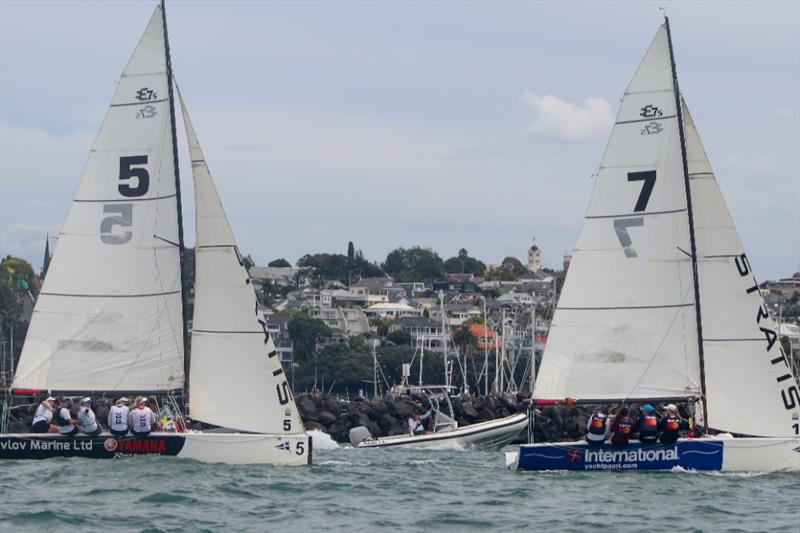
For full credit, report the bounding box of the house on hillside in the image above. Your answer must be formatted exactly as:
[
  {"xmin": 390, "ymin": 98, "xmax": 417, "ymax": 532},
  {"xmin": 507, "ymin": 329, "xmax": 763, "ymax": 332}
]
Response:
[
  {"xmin": 350, "ymin": 277, "xmax": 404, "ymax": 305},
  {"xmin": 429, "ymin": 303, "xmax": 482, "ymax": 326},
  {"xmin": 364, "ymin": 302, "xmax": 422, "ymax": 319},
  {"xmin": 263, "ymin": 314, "xmax": 294, "ymax": 365},
  {"xmin": 467, "ymin": 323, "xmax": 502, "ymax": 350},
  {"xmin": 249, "ymin": 266, "xmax": 306, "ymax": 288},
  {"xmin": 388, "ymin": 317, "xmax": 445, "ymax": 352},
  {"xmin": 308, "ymin": 306, "xmax": 370, "ymax": 336}
]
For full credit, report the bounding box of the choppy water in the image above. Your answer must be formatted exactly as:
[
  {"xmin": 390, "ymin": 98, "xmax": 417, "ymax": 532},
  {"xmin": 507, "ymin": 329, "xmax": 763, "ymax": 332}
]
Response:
[{"xmin": 1, "ymin": 438, "xmax": 798, "ymax": 533}]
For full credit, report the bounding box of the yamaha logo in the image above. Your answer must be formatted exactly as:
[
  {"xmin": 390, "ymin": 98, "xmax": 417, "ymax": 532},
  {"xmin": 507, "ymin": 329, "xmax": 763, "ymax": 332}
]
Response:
[{"xmin": 103, "ymin": 438, "xmax": 118, "ymax": 452}]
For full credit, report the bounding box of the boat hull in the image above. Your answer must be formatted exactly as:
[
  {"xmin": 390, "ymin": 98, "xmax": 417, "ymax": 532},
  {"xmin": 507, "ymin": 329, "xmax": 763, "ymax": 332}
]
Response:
[
  {"xmin": 0, "ymin": 432, "xmax": 311, "ymax": 465},
  {"xmin": 506, "ymin": 437, "xmax": 800, "ymax": 472},
  {"xmin": 356, "ymin": 412, "xmax": 527, "ymax": 450}
]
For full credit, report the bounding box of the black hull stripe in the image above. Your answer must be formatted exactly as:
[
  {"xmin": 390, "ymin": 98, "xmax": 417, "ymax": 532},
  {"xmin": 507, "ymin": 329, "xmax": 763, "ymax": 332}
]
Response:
[{"xmin": 193, "ymin": 330, "xmax": 264, "ymax": 334}]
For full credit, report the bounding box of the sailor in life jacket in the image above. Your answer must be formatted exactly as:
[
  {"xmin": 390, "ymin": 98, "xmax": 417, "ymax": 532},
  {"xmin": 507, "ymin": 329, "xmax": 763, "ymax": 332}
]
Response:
[
  {"xmin": 129, "ymin": 398, "xmax": 159, "ymax": 437},
  {"xmin": 31, "ymin": 396, "xmax": 56, "ymax": 434},
  {"xmin": 635, "ymin": 404, "xmax": 659, "ymax": 444},
  {"xmin": 658, "ymin": 404, "xmax": 687, "ymax": 444},
  {"xmin": 76, "ymin": 397, "xmax": 101, "ymax": 437},
  {"xmin": 610, "ymin": 406, "xmax": 634, "ymax": 446},
  {"xmin": 585, "ymin": 409, "xmax": 609, "ymax": 446},
  {"xmin": 108, "ymin": 397, "xmax": 131, "ymax": 436},
  {"xmin": 54, "ymin": 397, "xmax": 79, "ymax": 437}
]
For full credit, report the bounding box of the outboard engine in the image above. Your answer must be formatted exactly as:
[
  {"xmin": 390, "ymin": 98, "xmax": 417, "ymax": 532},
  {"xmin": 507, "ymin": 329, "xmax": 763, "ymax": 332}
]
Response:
[{"xmin": 348, "ymin": 426, "xmax": 372, "ymax": 447}]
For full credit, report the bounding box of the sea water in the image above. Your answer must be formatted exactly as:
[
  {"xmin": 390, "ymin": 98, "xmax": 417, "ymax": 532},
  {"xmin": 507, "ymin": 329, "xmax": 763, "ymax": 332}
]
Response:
[{"xmin": 1, "ymin": 442, "xmax": 798, "ymax": 532}]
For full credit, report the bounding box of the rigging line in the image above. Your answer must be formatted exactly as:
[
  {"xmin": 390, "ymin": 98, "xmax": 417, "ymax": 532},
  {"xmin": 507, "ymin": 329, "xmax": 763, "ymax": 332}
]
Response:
[
  {"xmin": 41, "ymin": 290, "xmax": 180, "ymax": 298},
  {"xmin": 154, "ymin": 235, "xmax": 180, "ymax": 247}
]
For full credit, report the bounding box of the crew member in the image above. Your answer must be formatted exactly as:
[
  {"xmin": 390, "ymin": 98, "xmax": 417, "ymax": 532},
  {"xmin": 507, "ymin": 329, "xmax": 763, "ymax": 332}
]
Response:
[
  {"xmin": 659, "ymin": 404, "xmax": 688, "ymax": 444},
  {"xmin": 585, "ymin": 408, "xmax": 608, "ymax": 446},
  {"xmin": 31, "ymin": 396, "xmax": 56, "ymax": 433},
  {"xmin": 54, "ymin": 397, "xmax": 79, "ymax": 437},
  {"xmin": 129, "ymin": 398, "xmax": 158, "ymax": 437},
  {"xmin": 108, "ymin": 397, "xmax": 130, "ymax": 436},
  {"xmin": 76, "ymin": 397, "xmax": 101, "ymax": 437},
  {"xmin": 635, "ymin": 404, "xmax": 659, "ymax": 444},
  {"xmin": 408, "ymin": 414, "xmax": 424, "ymax": 435},
  {"xmin": 610, "ymin": 406, "xmax": 634, "ymax": 446}
]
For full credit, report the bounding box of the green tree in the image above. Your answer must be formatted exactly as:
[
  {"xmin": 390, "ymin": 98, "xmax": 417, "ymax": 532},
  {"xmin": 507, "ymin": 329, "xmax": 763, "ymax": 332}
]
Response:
[
  {"xmin": 386, "ymin": 330, "xmax": 412, "ymax": 346},
  {"xmin": 287, "ymin": 314, "xmax": 332, "ymax": 361},
  {"xmin": 268, "ymin": 258, "xmax": 291, "ymax": 267},
  {"xmin": 452, "ymin": 324, "xmax": 478, "ymax": 352},
  {"xmin": 293, "ymin": 344, "xmax": 372, "ymax": 394},
  {"xmin": 383, "ymin": 247, "xmax": 445, "ymax": 282},
  {"xmin": 443, "ymin": 248, "xmax": 486, "ymax": 276}
]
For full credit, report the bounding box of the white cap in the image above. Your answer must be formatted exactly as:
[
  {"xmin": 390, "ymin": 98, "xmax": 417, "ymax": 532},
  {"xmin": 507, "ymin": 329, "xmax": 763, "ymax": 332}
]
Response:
[
  {"xmin": 81, "ymin": 397, "xmax": 92, "ymax": 404},
  {"xmin": 116, "ymin": 397, "xmax": 129, "ymax": 405},
  {"xmin": 664, "ymin": 404, "xmax": 678, "ymax": 412},
  {"xmin": 45, "ymin": 396, "xmax": 56, "ymax": 402}
]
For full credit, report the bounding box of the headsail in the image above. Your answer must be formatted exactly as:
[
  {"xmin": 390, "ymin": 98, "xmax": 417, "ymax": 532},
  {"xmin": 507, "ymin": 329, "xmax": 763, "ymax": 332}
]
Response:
[
  {"xmin": 179, "ymin": 91, "xmax": 304, "ymax": 435},
  {"xmin": 13, "ymin": 6, "xmax": 184, "ymax": 392},
  {"xmin": 534, "ymin": 24, "xmax": 701, "ymax": 401},
  {"xmin": 685, "ymin": 100, "xmax": 800, "ymax": 436}
]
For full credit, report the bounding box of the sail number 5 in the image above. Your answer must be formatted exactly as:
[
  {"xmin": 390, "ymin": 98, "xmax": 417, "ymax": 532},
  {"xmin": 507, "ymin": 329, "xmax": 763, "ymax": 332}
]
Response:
[{"xmin": 100, "ymin": 155, "xmax": 150, "ymax": 244}]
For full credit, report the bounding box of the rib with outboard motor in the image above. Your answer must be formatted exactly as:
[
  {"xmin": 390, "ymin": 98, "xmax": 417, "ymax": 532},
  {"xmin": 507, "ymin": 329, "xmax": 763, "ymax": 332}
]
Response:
[{"xmin": 507, "ymin": 18, "xmax": 799, "ymax": 472}]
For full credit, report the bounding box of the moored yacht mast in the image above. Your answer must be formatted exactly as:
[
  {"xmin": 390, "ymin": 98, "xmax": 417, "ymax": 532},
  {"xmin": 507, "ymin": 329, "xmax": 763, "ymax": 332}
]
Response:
[
  {"xmin": 664, "ymin": 16, "xmax": 709, "ymax": 430},
  {"xmin": 160, "ymin": 0, "xmax": 191, "ymax": 408}
]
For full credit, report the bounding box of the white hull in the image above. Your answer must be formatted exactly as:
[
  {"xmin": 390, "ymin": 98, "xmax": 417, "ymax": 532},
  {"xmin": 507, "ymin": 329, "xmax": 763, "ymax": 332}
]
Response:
[
  {"xmin": 0, "ymin": 432, "xmax": 311, "ymax": 465},
  {"xmin": 505, "ymin": 436, "xmax": 800, "ymax": 472},
  {"xmin": 355, "ymin": 413, "xmax": 528, "ymax": 450}
]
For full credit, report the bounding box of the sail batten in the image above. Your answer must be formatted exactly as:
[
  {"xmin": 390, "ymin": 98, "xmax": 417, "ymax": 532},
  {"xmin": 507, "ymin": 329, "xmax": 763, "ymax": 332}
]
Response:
[
  {"xmin": 12, "ymin": 6, "xmax": 184, "ymax": 393},
  {"xmin": 179, "ymin": 90, "xmax": 303, "ymax": 435}
]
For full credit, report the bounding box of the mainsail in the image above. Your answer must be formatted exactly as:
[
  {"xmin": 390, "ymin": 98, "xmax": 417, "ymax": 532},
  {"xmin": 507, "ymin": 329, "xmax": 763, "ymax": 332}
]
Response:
[
  {"xmin": 534, "ymin": 24, "xmax": 700, "ymax": 401},
  {"xmin": 13, "ymin": 6, "xmax": 184, "ymax": 392},
  {"xmin": 179, "ymin": 92, "xmax": 304, "ymax": 435},
  {"xmin": 685, "ymin": 100, "xmax": 799, "ymax": 437}
]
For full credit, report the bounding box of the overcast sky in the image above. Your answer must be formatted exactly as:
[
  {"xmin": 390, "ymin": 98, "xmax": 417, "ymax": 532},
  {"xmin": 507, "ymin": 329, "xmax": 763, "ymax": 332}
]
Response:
[{"xmin": 1, "ymin": 0, "xmax": 798, "ymax": 280}]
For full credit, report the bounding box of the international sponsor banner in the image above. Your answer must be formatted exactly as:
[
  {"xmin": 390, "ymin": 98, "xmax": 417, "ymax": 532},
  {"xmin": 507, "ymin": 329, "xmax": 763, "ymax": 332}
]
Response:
[
  {"xmin": 0, "ymin": 435, "xmax": 185, "ymax": 460},
  {"xmin": 517, "ymin": 440, "xmax": 724, "ymax": 471}
]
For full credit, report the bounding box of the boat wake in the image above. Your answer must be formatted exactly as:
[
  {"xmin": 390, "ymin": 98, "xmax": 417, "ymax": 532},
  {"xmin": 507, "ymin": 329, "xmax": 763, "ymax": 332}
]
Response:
[{"xmin": 306, "ymin": 430, "xmax": 339, "ymax": 450}]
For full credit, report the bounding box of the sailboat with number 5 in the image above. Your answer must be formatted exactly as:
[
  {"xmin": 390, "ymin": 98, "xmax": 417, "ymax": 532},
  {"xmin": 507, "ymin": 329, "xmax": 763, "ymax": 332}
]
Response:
[
  {"xmin": 507, "ymin": 18, "xmax": 800, "ymax": 472},
  {"xmin": 0, "ymin": 2, "xmax": 311, "ymax": 465}
]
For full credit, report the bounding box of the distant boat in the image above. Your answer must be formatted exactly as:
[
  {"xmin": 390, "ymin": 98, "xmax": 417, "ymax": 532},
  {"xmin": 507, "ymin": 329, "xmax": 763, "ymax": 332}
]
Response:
[
  {"xmin": 0, "ymin": 2, "xmax": 310, "ymax": 465},
  {"xmin": 507, "ymin": 18, "xmax": 799, "ymax": 472},
  {"xmin": 349, "ymin": 385, "xmax": 528, "ymax": 450}
]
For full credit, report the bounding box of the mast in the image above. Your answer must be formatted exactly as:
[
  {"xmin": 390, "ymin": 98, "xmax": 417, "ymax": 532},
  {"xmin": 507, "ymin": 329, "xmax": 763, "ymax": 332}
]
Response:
[
  {"xmin": 160, "ymin": 0, "xmax": 191, "ymax": 406},
  {"xmin": 664, "ymin": 16, "xmax": 708, "ymax": 430}
]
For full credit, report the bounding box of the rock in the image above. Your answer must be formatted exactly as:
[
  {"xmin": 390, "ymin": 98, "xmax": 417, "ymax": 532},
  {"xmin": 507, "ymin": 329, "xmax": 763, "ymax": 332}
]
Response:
[
  {"xmin": 304, "ymin": 420, "xmax": 327, "ymax": 432},
  {"xmin": 318, "ymin": 410, "xmax": 338, "ymax": 426}
]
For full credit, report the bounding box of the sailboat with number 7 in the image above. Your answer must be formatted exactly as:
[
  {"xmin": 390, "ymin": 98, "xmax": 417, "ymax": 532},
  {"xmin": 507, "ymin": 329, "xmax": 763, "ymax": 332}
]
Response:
[
  {"xmin": 506, "ymin": 18, "xmax": 799, "ymax": 472},
  {"xmin": 0, "ymin": 2, "xmax": 311, "ymax": 465}
]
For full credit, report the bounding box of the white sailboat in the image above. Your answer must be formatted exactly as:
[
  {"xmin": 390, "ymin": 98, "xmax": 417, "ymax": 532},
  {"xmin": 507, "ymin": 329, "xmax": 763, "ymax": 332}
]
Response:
[
  {"xmin": 507, "ymin": 18, "xmax": 800, "ymax": 472},
  {"xmin": 0, "ymin": 2, "xmax": 310, "ymax": 465}
]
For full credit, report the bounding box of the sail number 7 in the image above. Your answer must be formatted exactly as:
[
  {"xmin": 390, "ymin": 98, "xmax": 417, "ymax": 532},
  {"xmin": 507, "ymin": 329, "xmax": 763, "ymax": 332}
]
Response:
[
  {"xmin": 100, "ymin": 155, "xmax": 150, "ymax": 244},
  {"xmin": 627, "ymin": 170, "xmax": 656, "ymax": 212}
]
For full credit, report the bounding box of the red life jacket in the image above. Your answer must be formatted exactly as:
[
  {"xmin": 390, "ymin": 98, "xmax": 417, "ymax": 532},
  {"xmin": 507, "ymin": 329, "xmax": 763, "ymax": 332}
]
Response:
[
  {"xmin": 614, "ymin": 416, "xmax": 633, "ymax": 436},
  {"xmin": 589, "ymin": 414, "xmax": 607, "ymax": 435},
  {"xmin": 665, "ymin": 416, "xmax": 680, "ymax": 431}
]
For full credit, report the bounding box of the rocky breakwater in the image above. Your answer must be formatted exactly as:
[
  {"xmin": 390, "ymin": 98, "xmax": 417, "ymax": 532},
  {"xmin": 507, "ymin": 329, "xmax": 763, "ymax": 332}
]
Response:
[{"xmin": 296, "ymin": 393, "xmax": 596, "ymax": 444}]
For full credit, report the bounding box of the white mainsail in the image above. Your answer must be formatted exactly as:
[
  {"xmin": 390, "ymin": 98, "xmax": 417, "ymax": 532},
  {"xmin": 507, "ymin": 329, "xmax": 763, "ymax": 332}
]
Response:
[
  {"xmin": 180, "ymin": 92, "xmax": 304, "ymax": 435},
  {"xmin": 534, "ymin": 25, "xmax": 701, "ymax": 401},
  {"xmin": 685, "ymin": 100, "xmax": 799, "ymax": 437},
  {"xmin": 13, "ymin": 6, "xmax": 184, "ymax": 392}
]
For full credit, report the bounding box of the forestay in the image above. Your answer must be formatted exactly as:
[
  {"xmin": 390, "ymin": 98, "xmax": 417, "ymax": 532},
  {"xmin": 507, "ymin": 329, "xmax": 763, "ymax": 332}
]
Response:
[
  {"xmin": 685, "ymin": 100, "xmax": 799, "ymax": 437},
  {"xmin": 180, "ymin": 92, "xmax": 303, "ymax": 435},
  {"xmin": 13, "ymin": 6, "xmax": 184, "ymax": 392},
  {"xmin": 534, "ymin": 25, "xmax": 701, "ymax": 401}
]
